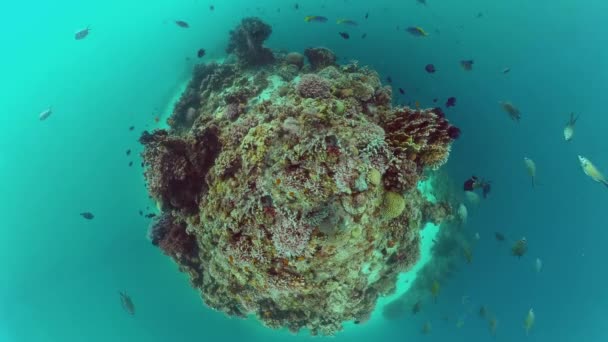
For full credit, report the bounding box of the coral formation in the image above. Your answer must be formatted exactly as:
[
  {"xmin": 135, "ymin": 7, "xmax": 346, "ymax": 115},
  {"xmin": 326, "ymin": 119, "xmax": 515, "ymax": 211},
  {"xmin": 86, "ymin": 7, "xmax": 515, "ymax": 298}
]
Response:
[
  {"xmin": 141, "ymin": 18, "xmax": 459, "ymax": 336},
  {"xmin": 226, "ymin": 17, "xmax": 275, "ymax": 67}
]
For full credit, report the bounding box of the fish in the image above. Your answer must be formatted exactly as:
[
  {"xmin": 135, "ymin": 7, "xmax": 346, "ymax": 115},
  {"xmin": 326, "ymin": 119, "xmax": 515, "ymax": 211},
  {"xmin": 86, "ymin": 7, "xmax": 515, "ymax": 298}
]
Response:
[
  {"xmin": 421, "ymin": 321, "xmax": 432, "ymax": 334},
  {"xmin": 412, "ymin": 300, "xmax": 422, "ymax": 314},
  {"xmin": 524, "ymin": 308, "xmax": 535, "ymax": 335},
  {"xmin": 463, "ymin": 246, "xmax": 473, "ymax": 264},
  {"xmin": 126, "ymin": 149, "xmax": 131, "ymax": 156},
  {"xmin": 563, "ymin": 112, "xmax": 578, "ymax": 141},
  {"xmin": 361, "ymin": 33, "xmax": 367, "ymax": 39},
  {"xmin": 495, "ymin": 232, "xmax": 505, "ymax": 241},
  {"xmin": 39, "ymin": 107, "xmax": 52, "ymax": 121},
  {"xmin": 474, "ymin": 232, "xmax": 480, "ymax": 240},
  {"xmin": 479, "ymin": 305, "xmax": 487, "ymax": 319},
  {"xmin": 175, "ymin": 20, "xmax": 190, "ymax": 28},
  {"xmin": 433, "ymin": 98, "xmax": 438, "ymax": 103},
  {"xmin": 502, "ymin": 67, "xmax": 511, "ymax": 74},
  {"xmin": 457, "ymin": 203, "xmax": 468, "ymax": 224},
  {"xmin": 304, "ymin": 16, "xmax": 328, "ymax": 23},
  {"xmin": 481, "ymin": 180, "xmax": 491, "ymax": 198},
  {"xmin": 365, "ymin": 12, "xmax": 369, "ymax": 19},
  {"xmin": 386, "ymin": 76, "xmax": 393, "ymax": 83},
  {"xmin": 417, "ymin": 0, "xmax": 428, "ymax": 5},
  {"xmin": 460, "ymin": 59, "xmax": 474, "ymax": 71},
  {"xmin": 578, "ymin": 155, "xmax": 608, "ymax": 188},
  {"xmin": 337, "ymin": 19, "xmax": 358, "ymax": 26},
  {"xmin": 154, "ymin": 116, "xmax": 160, "ymax": 123},
  {"xmin": 500, "ymin": 101, "xmax": 521, "ymax": 122},
  {"xmin": 338, "ymin": 32, "xmax": 350, "ymax": 39},
  {"xmin": 524, "ymin": 157, "xmax": 537, "ymax": 187},
  {"xmin": 294, "ymin": 3, "xmax": 299, "ymax": 10},
  {"xmin": 489, "ymin": 316, "xmax": 498, "ymax": 336},
  {"xmin": 145, "ymin": 213, "xmax": 157, "ymax": 219},
  {"xmin": 129, "ymin": 126, "xmax": 135, "ymax": 131},
  {"xmin": 210, "ymin": 5, "xmax": 215, "ymax": 11},
  {"xmin": 80, "ymin": 212, "xmax": 95, "ymax": 220},
  {"xmin": 197, "ymin": 48, "xmax": 206, "ymax": 58},
  {"xmin": 74, "ymin": 27, "xmax": 90, "ymax": 40},
  {"xmin": 446, "ymin": 97, "xmax": 456, "ymax": 108},
  {"xmin": 406, "ymin": 26, "xmax": 428, "ymax": 37},
  {"xmin": 128, "ymin": 161, "xmax": 133, "ymax": 167},
  {"xmin": 119, "ymin": 291, "xmax": 136, "ymax": 315},
  {"xmin": 398, "ymin": 88, "xmax": 405, "ymax": 95},
  {"xmin": 511, "ymin": 237, "xmax": 528, "ymax": 258},
  {"xmin": 139, "ymin": 210, "xmax": 143, "ymax": 216},
  {"xmin": 425, "ymin": 64, "xmax": 436, "ymax": 73},
  {"xmin": 534, "ymin": 257, "xmax": 542, "ymax": 273},
  {"xmin": 430, "ymin": 280, "xmax": 440, "ymax": 302}
]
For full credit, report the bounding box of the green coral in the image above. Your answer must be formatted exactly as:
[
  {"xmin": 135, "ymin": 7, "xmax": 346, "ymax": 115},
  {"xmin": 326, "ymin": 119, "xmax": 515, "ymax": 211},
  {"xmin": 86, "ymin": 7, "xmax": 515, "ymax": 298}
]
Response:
[
  {"xmin": 367, "ymin": 168, "xmax": 382, "ymax": 186},
  {"xmin": 381, "ymin": 192, "xmax": 406, "ymax": 220}
]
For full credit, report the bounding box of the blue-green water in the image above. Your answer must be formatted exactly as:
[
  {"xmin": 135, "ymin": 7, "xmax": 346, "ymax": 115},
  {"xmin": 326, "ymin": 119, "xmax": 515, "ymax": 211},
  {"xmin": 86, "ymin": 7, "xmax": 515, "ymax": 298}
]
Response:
[{"xmin": 2, "ymin": 0, "xmax": 606, "ymax": 341}]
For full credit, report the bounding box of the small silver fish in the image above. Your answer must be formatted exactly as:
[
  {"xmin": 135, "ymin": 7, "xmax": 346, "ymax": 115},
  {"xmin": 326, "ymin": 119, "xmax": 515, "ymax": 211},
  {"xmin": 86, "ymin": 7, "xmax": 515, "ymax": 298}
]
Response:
[
  {"xmin": 119, "ymin": 291, "xmax": 135, "ymax": 315},
  {"xmin": 75, "ymin": 27, "xmax": 90, "ymax": 40},
  {"xmin": 563, "ymin": 112, "xmax": 578, "ymax": 142},
  {"xmin": 524, "ymin": 157, "xmax": 537, "ymax": 187},
  {"xmin": 39, "ymin": 107, "xmax": 52, "ymax": 121},
  {"xmin": 578, "ymin": 155, "xmax": 608, "ymax": 188},
  {"xmin": 524, "ymin": 308, "xmax": 535, "ymax": 335}
]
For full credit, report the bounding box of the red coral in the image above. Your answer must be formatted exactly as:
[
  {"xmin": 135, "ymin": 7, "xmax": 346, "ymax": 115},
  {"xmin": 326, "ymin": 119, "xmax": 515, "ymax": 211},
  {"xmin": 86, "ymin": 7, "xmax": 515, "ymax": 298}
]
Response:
[
  {"xmin": 149, "ymin": 213, "xmax": 198, "ymax": 261},
  {"xmin": 383, "ymin": 107, "xmax": 459, "ymax": 170}
]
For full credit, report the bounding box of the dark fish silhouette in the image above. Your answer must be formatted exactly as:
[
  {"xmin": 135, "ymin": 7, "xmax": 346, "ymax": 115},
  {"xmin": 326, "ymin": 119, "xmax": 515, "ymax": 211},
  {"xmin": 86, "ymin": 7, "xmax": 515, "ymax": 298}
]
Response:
[
  {"xmin": 338, "ymin": 32, "xmax": 350, "ymax": 39},
  {"xmin": 129, "ymin": 126, "xmax": 134, "ymax": 131},
  {"xmin": 128, "ymin": 161, "xmax": 133, "ymax": 167},
  {"xmin": 365, "ymin": 12, "xmax": 369, "ymax": 19},
  {"xmin": 412, "ymin": 300, "xmax": 422, "ymax": 314},
  {"xmin": 446, "ymin": 97, "xmax": 456, "ymax": 108},
  {"xmin": 495, "ymin": 232, "xmax": 505, "ymax": 241},
  {"xmin": 74, "ymin": 27, "xmax": 90, "ymax": 40},
  {"xmin": 126, "ymin": 149, "xmax": 131, "ymax": 156},
  {"xmin": 145, "ymin": 213, "xmax": 157, "ymax": 219},
  {"xmin": 80, "ymin": 212, "xmax": 94, "ymax": 220},
  {"xmin": 386, "ymin": 76, "xmax": 393, "ymax": 83},
  {"xmin": 294, "ymin": 3, "xmax": 299, "ymax": 10},
  {"xmin": 398, "ymin": 88, "xmax": 405, "ymax": 95},
  {"xmin": 460, "ymin": 59, "xmax": 474, "ymax": 71},
  {"xmin": 361, "ymin": 33, "xmax": 367, "ymax": 39},
  {"xmin": 425, "ymin": 64, "xmax": 436, "ymax": 73},
  {"xmin": 210, "ymin": 5, "xmax": 215, "ymax": 11},
  {"xmin": 197, "ymin": 48, "xmax": 206, "ymax": 58},
  {"xmin": 119, "ymin": 291, "xmax": 135, "ymax": 315},
  {"xmin": 175, "ymin": 20, "xmax": 190, "ymax": 28}
]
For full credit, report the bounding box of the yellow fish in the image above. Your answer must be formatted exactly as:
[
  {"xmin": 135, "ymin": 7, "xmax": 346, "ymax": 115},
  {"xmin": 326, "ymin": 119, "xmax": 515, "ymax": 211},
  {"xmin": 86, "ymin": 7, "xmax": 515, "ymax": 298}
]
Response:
[
  {"xmin": 563, "ymin": 113, "xmax": 578, "ymax": 142},
  {"xmin": 524, "ymin": 308, "xmax": 535, "ymax": 336},
  {"xmin": 431, "ymin": 280, "xmax": 440, "ymax": 302},
  {"xmin": 578, "ymin": 156, "xmax": 608, "ymax": 188}
]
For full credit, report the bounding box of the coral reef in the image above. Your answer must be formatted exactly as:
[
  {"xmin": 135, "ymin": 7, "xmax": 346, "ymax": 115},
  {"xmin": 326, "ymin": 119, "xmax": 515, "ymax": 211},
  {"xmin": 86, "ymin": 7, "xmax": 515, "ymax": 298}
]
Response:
[
  {"xmin": 226, "ymin": 17, "xmax": 275, "ymax": 67},
  {"xmin": 140, "ymin": 18, "xmax": 459, "ymax": 336}
]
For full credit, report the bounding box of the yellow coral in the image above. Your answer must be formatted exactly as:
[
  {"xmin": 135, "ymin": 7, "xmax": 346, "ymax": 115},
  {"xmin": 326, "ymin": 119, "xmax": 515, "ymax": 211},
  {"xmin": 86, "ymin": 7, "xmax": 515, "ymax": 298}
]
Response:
[
  {"xmin": 381, "ymin": 192, "xmax": 405, "ymax": 219},
  {"xmin": 367, "ymin": 168, "xmax": 382, "ymax": 186}
]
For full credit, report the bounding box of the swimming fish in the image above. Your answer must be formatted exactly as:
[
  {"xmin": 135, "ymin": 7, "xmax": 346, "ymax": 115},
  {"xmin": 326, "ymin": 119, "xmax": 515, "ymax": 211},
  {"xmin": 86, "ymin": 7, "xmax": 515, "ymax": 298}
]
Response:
[
  {"xmin": 463, "ymin": 246, "xmax": 473, "ymax": 263},
  {"xmin": 495, "ymin": 232, "xmax": 505, "ymax": 241},
  {"xmin": 39, "ymin": 107, "xmax": 52, "ymax": 121},
  {"xmin": 337, "ymin": 19, "xmax": 358, "ymax": 26},
  {"xmin": 128, "ymin": 161, "xmax": 133, "ymax": 167},
  {"xmin": 74, "ymin": 27, "xmax": 90, "ymax": 40},
  {"xmin": 446, "ymin": 97, "xmax": 456, "ymax": 108},
  {"xmin": 460, "ymin": 59, "xmax": 474, "ymax": 70},
  {"xmin": 209, "ymin": 5, "xmax": 215, "ymax": 11},
  {"xmin": 479, "ymin": 305, "xmax": 487, "ymax": 319},
  {"xmin": 338, "ymin": 32, "xmax": 350, "ymax": 39},
  {"xmin": 294, "ymin": 3, "xmax": 299, "ymax": 10},
  {"xmin": 386, "ymin": 76, "xmax": 393, "ymax": 83},
  {"xmin": 578, "ymin": 155, "xmax": 608, "ymax": 188},
  {"xmin": 406, "ymin": 26, "xmax": 428, "ymax": 37},
  {"xmin": 175, "ymin": 20, "xmax": 190, "ymax": 28},
  {"xmin": 398, "ymin": 88, "xmax": 405, "ymax": 95},
  {"xmin": 304, "ymin": 16, "xmax": 328, "ymax": 23},
  {"xmin": 421, "ymin": 321, "xmax": 432, "ymax": 334},
  {"xmin": 412, "ymin": 300, "xmax": 422, "ymax": 314},
  {"xmin": 502, "ymin": 67, "xmax": 511, "ymax": 74},
  {"xmin": 197, "ymin": 48, "xmax": 206, "ymax": 58},
  {"xmin": 430, "ymin": 280, "xmax": 440, "ymax": 302},
  {"xmin": 511, "ymin": 237, "xmax": 528, "ymax": 258},
  {"xmin": 524, "ymin": 157, "xmax": 537, "ymax": 187},
  {"xmin": 563, "ymin": 112, "xmax": 578, "ymax": 141},
  {"xmin": 417, "ymin": 0, "xmax": 428, "ymax": 5},
  {"xmin": 119, "ymin": 291, "xmax": 135, "ymax": 315},
  {"xmin": 80, "ymin": 212, "xmax": 95, "ymax": 220},
  {"xmin": 457, "ymin": 203, "xmax": 468, "ymax": 224},
  {"xmin": 126, "ymin": 149, "xmax": 131, "ymax": 156},
  {"xmin": 534, "ymin": 257, "xmax": 542, "ymax": 273},
  {"xmin": 489, "ymin": 316, "xmax": 498, "ymax": 336},
  {"xmin": 129, "ymin": 126, "xmax": 135, "ymax": 131},
  {"xmin": 361, "ymin": 33, "xmax": 367, "ymax": 39},
  {"xmin": 365, "ymin": 12, "xmax": 369, "ymax": 19},
  {"xmin": 524, "ymin": 308, "xmax": 535, "ymax": 335},
  {"xmin": 500, "ymin": 101, "xmax": 521, "ymax": 122},
  {"xmin": 425, "ymin": 64, "xmax": 436, "ymax": 73}
]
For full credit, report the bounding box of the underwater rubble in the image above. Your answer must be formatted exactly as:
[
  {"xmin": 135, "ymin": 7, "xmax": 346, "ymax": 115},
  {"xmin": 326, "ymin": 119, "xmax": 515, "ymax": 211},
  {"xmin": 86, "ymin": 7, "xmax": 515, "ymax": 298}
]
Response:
[{"xmin": 140, "ymin": 17, "xmax": 459, "ymax": 336}]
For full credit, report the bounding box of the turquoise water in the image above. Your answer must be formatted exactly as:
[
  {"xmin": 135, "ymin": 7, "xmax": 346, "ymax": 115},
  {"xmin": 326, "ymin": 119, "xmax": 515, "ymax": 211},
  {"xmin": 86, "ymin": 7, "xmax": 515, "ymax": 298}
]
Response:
[{"xmin": 2, "ymin": 0, "xmax": 606, "ymax": 341}]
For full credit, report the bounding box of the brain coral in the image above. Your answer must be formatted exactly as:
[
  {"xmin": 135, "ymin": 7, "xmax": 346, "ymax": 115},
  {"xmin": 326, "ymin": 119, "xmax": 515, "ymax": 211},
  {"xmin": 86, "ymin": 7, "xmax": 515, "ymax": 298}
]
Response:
[{"xmin": 140, "ymin": 18, "xmax": 458, "ymax": 336}]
